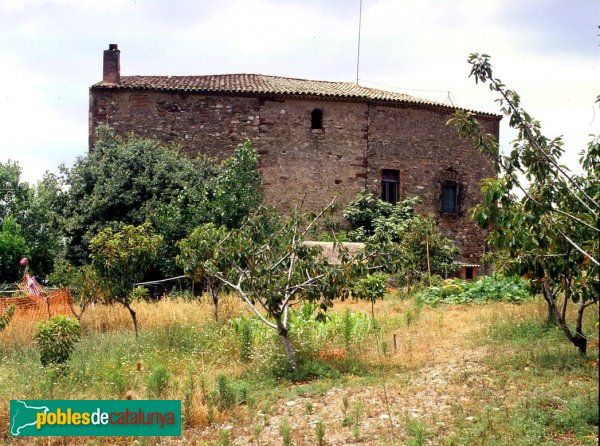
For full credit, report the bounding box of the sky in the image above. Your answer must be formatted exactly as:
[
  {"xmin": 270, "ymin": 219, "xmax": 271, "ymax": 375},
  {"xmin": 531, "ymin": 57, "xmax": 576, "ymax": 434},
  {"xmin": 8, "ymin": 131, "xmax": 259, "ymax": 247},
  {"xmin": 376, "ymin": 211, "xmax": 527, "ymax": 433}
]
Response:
[{"xmin": 0, "ymin": 0, "xmax": 598, "ymax": 184}]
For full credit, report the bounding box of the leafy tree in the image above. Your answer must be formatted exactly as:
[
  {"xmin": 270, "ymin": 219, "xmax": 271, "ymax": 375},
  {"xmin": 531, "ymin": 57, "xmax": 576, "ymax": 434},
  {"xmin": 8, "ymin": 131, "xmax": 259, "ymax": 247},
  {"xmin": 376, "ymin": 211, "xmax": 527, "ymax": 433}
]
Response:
[
  {"xmin": 176, "ymin": 223, "xmax": 231, "ymax": 321},
  {"xmin": 19, "ymin": 173, "xmax": 63, "ymax": 277},
  {"xmin": 89, "ymin": 222, "xmax": 163, "ymax": 337},
  {"xmin": 209, "ymin": 141, "xmax": 261, "ymax": 229},
  {"xmin": 0, "ymin": 216, "xmax": 29, "ymax": 282},
  {"xmin": 49, "ymin": 260, "xmax": 106, "ymax": 322},
  {"xmin": 213, "ymin": 205, "xmax": 354, "ymax": 374},
  {"xmin": 59, "ymin": 126, "xmax": 216, "ymax": 271},
  {"xmin": 449, "ymin": 53, "xmax": 598, "ymax": 355},
  {"xmin": 0, "ymin": 160, "xmax": 30, "ymax": 223},
  {"xmin": 59, "ymin": 127, "xmax": 260, "ymax": 277},
  {"xmin": 0, "ymin": 163, "xmax": 62, "ymax": 279},
  {"xmin": 343, "ymin": 193, "xmax": 458, "ymax": 284},
  {"xmin": 352, "ymin": 272, "xmax": 387, "ymax": 320},
  {"xmin": 343, "ymin": 192, "xmax": 418, "ymax": 241}
]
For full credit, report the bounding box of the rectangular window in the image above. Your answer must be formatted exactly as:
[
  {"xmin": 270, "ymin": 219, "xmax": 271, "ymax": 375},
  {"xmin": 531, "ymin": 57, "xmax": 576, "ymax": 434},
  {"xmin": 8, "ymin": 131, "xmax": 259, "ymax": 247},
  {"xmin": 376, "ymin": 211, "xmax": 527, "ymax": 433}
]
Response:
[
  {"xmin": 442, "ymin": 183, "xmax": 458, "ymax": 214},
  {"xmin": 381, "ymin": 169, "xmax": 399, "ymax": 204}
]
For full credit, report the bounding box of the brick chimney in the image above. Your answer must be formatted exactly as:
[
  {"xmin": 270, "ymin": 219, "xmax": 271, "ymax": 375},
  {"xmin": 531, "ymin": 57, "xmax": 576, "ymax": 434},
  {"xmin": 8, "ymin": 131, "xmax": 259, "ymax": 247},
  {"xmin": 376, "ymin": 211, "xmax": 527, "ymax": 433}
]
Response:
[{"xmin": 103, "ymin": 44, "xmax": 120, "ymax": 84}]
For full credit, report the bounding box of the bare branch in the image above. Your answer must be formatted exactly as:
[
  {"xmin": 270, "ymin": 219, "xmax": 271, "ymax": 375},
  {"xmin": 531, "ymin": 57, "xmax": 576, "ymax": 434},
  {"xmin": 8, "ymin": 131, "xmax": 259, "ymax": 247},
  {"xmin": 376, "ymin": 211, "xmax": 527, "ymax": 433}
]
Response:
[
  {"xmin": 492, "ymin": 78, "xmax": 599, "ymax": 212},
  {"xmin": 216, "ymin": 273, "xmax": 277, "ymax": 330}
]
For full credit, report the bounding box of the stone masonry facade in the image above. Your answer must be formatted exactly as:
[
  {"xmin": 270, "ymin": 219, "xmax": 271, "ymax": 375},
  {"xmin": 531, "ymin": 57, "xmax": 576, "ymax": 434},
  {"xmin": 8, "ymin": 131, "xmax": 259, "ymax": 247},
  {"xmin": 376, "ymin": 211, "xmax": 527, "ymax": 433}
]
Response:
[{"xmin": 90, "ymin": 45, "xmax": 500, "ymax": 268}]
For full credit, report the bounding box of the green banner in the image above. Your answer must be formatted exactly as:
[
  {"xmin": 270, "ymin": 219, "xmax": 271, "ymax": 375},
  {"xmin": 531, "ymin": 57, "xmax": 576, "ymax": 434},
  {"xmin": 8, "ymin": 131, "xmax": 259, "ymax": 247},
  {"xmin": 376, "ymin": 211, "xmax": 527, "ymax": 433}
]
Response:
[{"xmin": 10, "ymin": 400, "xmax": 181, "ymax": 436}]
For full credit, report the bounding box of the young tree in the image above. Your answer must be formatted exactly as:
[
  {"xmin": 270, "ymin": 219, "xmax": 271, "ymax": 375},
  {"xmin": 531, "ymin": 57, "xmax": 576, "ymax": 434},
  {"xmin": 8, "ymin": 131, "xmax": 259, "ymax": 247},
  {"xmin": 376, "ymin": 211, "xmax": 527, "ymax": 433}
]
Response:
[
  {"xmin": 449, "ymin": 53, "xmax": 598, "ymax": 355},
  {"xmin": 176, "ymin": 223, "xmax": 231, "ymax": 321},
  {"xmin": 89, "ymin": 222, "xmax": 162, "ymax": 337},
  {"xmin": 213, "ymin": 206, "xmax": 354, "ymax": 374}
]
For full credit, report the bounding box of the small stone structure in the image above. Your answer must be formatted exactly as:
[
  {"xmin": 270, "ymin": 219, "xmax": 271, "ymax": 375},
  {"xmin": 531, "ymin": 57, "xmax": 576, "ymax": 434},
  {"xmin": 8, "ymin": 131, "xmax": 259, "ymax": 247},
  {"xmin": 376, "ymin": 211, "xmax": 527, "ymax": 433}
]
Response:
[{"xmin": 89, "ymin": 45, "xmax": 500, "ymax": 271}]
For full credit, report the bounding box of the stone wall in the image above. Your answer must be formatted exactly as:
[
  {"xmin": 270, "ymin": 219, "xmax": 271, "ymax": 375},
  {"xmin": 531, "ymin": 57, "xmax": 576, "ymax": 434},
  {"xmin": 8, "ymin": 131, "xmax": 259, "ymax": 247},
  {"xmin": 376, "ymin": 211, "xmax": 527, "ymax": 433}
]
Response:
[
  {"xmin": 89, "ymin": 89, "xmax": 499, "ymax": 262},
  {"xmin": 89, "ymin": 90, "xmax": 260, "ymax": 158}
]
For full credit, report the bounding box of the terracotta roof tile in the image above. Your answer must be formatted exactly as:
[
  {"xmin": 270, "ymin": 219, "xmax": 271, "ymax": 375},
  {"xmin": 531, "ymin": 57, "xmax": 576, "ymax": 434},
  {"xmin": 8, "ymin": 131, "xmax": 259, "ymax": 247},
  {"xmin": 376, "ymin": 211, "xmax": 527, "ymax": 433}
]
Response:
[
  {"xmin": 91, "ymin": 73, "xmax": 500, "ymax": 118},
  {"xmin": 93, "ymin": 74, "xmax": 434, "ymax": 104}
]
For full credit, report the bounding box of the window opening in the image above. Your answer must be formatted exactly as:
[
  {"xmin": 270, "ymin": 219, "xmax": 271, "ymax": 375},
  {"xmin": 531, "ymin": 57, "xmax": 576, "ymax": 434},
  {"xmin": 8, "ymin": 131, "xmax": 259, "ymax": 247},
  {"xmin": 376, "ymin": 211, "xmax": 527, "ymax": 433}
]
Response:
[
  {"xmin": 381, "ymin": 169, "xmax": 399, "ymax": 204},
  {"xmin": 311, "ymin": 109, "xmax": 323, "ymax": 129},
  {"xmin": 442, "ymin": 183, "xmax": 458, "ymax": 214}
]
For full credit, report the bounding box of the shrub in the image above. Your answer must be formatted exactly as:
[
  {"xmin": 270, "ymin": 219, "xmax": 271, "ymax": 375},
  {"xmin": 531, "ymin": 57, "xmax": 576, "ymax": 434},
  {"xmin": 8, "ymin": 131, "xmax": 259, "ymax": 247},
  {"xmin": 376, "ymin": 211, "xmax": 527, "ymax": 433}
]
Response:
[
  {"xmin": 34, "ymin": 316, "xmax": 81, "ymax": 367},
  {"xmin": 146, "ymin": 364, "xmax": 170, "ymax": 397},
  {"xmin": 416, "ymin": 275, "xmax": 530, "ymax": 305}
]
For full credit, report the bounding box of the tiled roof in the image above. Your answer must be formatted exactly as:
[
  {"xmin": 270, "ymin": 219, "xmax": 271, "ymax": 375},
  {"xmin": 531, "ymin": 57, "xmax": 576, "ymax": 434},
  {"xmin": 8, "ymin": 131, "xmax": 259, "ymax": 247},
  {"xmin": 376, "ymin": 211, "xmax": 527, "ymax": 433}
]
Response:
[
  {"xmin": 91, "ymin": 73, "xmax": 500, "ymax": 117},
  {"xmin": 92, "ymin": 74, "xmax": 433, "ymax": 103}
]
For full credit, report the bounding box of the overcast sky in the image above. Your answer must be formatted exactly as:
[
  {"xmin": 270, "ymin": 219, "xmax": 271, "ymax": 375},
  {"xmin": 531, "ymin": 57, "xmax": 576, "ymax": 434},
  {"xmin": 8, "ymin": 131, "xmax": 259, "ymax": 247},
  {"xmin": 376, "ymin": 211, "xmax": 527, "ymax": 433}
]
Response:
[{"xmin": 0, "ymin": 0, "xmax": 598, "ymax": 184}]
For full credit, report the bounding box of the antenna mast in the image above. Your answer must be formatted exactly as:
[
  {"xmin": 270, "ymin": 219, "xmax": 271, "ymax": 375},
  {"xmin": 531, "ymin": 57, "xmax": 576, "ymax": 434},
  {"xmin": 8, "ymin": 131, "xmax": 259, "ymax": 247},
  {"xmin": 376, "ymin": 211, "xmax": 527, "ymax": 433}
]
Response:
[{"xmin": 356, "ymin": 0, "xmax": 363, "ymax": 84}]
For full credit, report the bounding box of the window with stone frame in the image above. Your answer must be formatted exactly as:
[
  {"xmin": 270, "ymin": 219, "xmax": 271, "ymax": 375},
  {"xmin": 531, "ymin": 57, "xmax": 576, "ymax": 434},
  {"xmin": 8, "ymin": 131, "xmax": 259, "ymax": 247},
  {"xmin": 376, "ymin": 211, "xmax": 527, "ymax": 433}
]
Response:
[
  {"xmin": 438, "ymin": 167, "xmax": 465, "ymax": 216},
  {"xmin": 442, "ymin": 181, "xmax": 459, "ymax": 214},
  {"xmin": 381, "ymin": 169, "xmax": 400, "ymax": 204}
]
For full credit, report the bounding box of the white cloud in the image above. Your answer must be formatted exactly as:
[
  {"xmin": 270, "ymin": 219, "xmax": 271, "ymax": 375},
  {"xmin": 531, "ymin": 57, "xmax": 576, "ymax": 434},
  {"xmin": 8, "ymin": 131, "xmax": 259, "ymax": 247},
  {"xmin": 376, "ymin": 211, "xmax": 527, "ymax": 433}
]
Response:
[{"xmin": 0, "ymin": 0, "xmax": 597, "ymax": 183}]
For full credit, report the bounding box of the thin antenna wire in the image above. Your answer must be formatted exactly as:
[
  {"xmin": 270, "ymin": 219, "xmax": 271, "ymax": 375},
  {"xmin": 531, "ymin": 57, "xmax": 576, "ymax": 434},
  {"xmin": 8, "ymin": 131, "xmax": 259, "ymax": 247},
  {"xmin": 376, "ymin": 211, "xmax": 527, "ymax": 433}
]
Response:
[{"xmin": 356, "ymin": 0, "xmax": 363, "ymax": 85}]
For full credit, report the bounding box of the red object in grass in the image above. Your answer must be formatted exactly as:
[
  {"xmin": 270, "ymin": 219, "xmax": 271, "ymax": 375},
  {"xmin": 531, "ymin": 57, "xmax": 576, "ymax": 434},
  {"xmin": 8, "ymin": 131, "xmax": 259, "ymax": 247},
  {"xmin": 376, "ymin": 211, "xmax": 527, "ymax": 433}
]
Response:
[{"xmin": 20, "ymin": 257, "xmax": 28, "ymax": 267}]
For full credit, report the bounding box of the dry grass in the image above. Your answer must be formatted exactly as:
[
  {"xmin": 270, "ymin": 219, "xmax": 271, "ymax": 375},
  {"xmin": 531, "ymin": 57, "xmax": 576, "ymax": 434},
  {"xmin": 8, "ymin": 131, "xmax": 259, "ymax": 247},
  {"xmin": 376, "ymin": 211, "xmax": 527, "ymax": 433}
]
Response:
[{"xmin": 1, "ymin": 293, "xmax": 598, "ymax": 445}]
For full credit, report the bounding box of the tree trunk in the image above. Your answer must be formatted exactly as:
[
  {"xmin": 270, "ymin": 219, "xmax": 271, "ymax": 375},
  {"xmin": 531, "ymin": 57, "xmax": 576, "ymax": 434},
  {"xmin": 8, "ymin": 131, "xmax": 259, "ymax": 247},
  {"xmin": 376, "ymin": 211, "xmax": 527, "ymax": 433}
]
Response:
[
  {"xmin": 123, "ymin": 301, "xmax": 139, "ymax": 339},
  {"xmin": 210, "ymin": 283, "xmax": 221, "ymax": 322},
  {"xmin": 276, "ymin": 321, "xmax": 297, "ymax": 375},
  {"xmin": 544, "ymin": 295, "xmax": 557, "ymax": 326},
  {"xmin": 543, "ymin": 289, "xmax": 587, "ymax": 356},
  {"xmin": 212, "ymin": 292, "xmax": 219, "ymax": 322},
  {"xmin": 574, "ymin": 299, "xmax": 588, "ymax": 357}
]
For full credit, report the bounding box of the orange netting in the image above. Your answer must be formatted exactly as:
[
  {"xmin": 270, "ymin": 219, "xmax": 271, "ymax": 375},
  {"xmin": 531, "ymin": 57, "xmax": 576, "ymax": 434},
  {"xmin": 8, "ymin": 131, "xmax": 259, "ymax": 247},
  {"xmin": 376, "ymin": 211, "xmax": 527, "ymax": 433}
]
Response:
[{"xmin": 0, "ymin": 289, "xmax": 75, "ymax": 321}]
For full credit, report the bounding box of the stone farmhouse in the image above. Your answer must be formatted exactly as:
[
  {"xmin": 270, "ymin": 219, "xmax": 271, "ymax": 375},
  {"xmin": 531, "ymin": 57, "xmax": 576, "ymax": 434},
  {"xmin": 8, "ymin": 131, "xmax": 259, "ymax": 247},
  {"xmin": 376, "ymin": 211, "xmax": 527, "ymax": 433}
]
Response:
[{"xmin": 89, "ymin": 45, "xmax": 500, "ymax": 278}]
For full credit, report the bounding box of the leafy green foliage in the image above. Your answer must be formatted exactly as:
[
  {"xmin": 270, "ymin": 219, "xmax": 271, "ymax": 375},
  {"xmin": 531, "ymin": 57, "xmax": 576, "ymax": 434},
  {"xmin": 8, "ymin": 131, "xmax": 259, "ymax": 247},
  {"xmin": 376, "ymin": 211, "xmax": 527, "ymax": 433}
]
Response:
[
  {"xmin": 90, "ymin": 222, "xmax": 162, "ymax": 336},
  {"xmin": 209, "ymin": 141, "xmax": 261, "ymax": 229},
  {"xmin": 449, "ymin": 53, "xmax": 599, "ymax": 354},
  {"xmin": 352, "ymin": 272, "xmax": 387, "ymax": 319},
  {"xmin": 176, "ymin": 223, "xmax": 231, "ymax": 321},
  {"xmin": 343, "ymin": 192, "xmax": 418, "ymax": 241},
  {"xmin": 146, "ymin": 364, "xmax": 170, "ymax": 397},
  {"xmin": 0, "ymin": 216, "xmax": 28, "ymax": 282},
  {"xmin": 416, "ymin": 275, "xmax": 530, "ymax": 305},
  {"xmin": 232, "ymin": 317, "xmax": 254, "ymax": 362},
  {"xmin": 19, "ymin": 174, "xmax": 64, "ymax": 277},
  {"xmin": 49, "ymin": 260, "xmax": 105, "ymax": 319},
  {"xmin": 33, "ymin": 315, "xmax": 81, "ymax": 367},
  {"xmin": 90, "ymin": 222, "xmax": 162, "ymax": 300},
  {"xmin": 59, "ymin": 127, "xmax": 260, "ymax": 276},
  {"xmin": 215, "ymin": 206, "xmax": 357, "ymax": 373},
  {"xmin": 59, "ymin": 126, "xmax": 216, "ymax": 272},
  {"xmin": 0, "ymin": 162, "xmax": 63, "ymax": 279},
  {"xmin": 0, "ymin": 304, "xmax": 15, "ymax": 332},
  {"xmin": 343, "ymin": 193, "xmax": 458, "ymax": 283},
  {"xmin": 0, "ymin": 160, "xmax": 30, "ymax": 223}
]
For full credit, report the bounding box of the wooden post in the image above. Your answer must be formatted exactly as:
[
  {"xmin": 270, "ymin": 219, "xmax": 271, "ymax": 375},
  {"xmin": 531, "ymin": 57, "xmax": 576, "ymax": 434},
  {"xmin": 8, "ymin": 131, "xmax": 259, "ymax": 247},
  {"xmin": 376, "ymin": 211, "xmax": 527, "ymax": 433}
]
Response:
[{"xmin": 426, "ymin": 236, "xmax": 432, "ymax": 287}]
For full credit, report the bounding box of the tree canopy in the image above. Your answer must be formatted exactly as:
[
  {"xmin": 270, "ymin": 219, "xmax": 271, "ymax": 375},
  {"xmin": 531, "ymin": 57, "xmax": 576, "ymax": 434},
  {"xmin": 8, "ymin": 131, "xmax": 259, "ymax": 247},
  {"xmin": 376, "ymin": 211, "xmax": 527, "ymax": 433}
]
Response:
[{"xmin": 449, "ymin": 53, "xmax": 598, "ymax": 355}]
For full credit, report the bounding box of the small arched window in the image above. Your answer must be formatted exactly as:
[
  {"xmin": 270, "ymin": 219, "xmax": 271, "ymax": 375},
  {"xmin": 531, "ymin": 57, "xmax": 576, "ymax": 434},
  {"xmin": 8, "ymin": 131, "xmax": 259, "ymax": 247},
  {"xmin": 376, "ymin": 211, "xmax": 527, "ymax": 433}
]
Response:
[{"xmin": 311, "ymin": 109, "xmax": 323, "ymax": 129}]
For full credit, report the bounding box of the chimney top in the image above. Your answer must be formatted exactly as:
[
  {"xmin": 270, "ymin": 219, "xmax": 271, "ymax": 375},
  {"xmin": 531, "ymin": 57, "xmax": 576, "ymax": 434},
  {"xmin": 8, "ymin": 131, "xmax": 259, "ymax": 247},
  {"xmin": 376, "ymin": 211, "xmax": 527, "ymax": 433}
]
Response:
[{"xmin": 103, "ymin": 44, "xmax": 120, "ymax": 84}]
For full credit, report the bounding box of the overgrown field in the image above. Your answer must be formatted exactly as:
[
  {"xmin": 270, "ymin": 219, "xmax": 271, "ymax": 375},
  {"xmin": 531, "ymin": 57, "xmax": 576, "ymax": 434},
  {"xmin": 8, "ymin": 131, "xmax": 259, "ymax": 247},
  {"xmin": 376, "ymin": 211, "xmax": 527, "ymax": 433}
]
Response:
[{"xmin": 1, "ymin": 293, "xmax": 598, "ymax": 445}]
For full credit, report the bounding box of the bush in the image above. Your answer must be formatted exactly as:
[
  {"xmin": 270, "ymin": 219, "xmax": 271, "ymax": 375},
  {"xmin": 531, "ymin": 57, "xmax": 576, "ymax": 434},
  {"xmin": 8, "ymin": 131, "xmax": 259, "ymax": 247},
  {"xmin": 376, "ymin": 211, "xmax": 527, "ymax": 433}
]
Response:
[
  {"xmin": 416, "ymin": 275, "xmax": 530, "ymax": 305},
  {"xmin": 146, "ymin": 364, "xmax": 170, "ymax": 397},
  {"xmin": 34, "ymin": 316, "xmax": 81, "ymax": 367}
]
